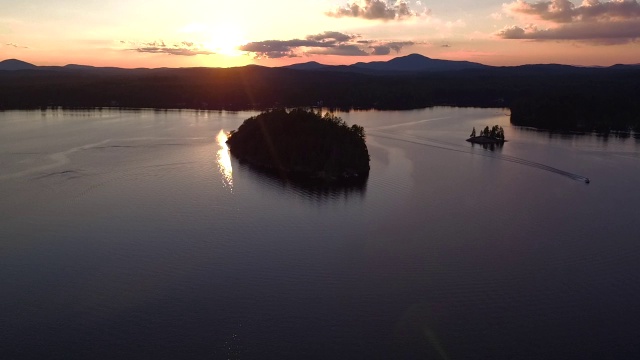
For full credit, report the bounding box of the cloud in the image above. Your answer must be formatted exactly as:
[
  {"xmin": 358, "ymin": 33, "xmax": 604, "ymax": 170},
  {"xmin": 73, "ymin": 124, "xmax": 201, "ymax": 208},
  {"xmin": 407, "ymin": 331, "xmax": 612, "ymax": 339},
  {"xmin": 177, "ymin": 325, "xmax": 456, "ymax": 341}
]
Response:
[
  {"xmin": 496, "ymin": 19, "xmax": 640, "ymax": 44},
  {"xmin": 307, "ymin": 45, "xmax": 371, "ymax": 56},
  {"xmin": 5, "ymin": 42, "xmax": 28, "ymax": 49},
  {"xmin": 128, "ymin": 40, "xmax": 215, "ymax": 56},
  {"xmin": 504, "ymin": 0, "xmax": 576, "ymax": 22},
  {"xmin": 326, "ymin": 0, "xmax": 418, "ymax": 21},
  {"xmin": 504, "ymin": 0, "xmax": 640, "ymax": 23},
  {"xmin": 240, "ymin": 39, "xmax": 363, "ymax": 58},
  {"xmin": 239, "ymin": 31, "xmax": 414, "ymax": 59},
  {"xmin": 239, "ymin": 38, "xmax": 340, "ymax": 58},
  {"xmin": 370, "ymin": 41, "xmax": 415, "ymax": 55},
  {"xmin": 134, "ymin": 47, "xmax": 215, "ymax": 56},
  {"xmin": 306, "ymin": 31, "xmax": 358, "ymax": 43},
  {"xmin": 497, "ymin": 25, "xmax": 527, "ymax": 39},
  {"xmin": 498, "ymin": 0, "xmax": 640, "ymax": 43},
  {"xmin": 370, "ymin": 46, "xmax": 392, "ymax": 55}
]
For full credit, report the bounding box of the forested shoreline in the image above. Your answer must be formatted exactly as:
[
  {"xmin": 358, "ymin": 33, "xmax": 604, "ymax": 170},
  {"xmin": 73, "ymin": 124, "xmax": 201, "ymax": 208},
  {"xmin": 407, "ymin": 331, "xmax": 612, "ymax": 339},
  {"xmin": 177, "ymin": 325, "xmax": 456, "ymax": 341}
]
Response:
[{"xmin": 1, "ymin": 65, "xmax": 639, "ymax": 132}]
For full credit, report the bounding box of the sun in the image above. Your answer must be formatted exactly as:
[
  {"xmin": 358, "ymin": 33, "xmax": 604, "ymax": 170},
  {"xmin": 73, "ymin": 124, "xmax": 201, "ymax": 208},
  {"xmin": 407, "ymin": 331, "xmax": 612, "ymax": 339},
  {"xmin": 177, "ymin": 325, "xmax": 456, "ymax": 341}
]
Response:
[{"xmin": 205, "ymin": 23, "xmax": 246, "ymax": 57}]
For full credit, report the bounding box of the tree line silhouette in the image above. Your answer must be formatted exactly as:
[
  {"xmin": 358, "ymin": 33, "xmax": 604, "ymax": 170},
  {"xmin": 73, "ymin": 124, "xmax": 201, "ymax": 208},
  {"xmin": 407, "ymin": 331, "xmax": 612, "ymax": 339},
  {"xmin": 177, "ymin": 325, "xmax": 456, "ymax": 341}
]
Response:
[{"xmin": 1, "ymin": 65, "xmax": 639, "ymax": 132}]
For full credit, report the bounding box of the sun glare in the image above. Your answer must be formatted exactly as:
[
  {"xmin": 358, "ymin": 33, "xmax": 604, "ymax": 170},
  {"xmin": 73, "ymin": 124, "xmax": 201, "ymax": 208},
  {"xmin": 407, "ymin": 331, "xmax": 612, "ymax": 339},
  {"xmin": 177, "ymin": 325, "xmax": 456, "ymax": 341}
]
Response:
[
  {"xmin": 216, "ymin": 130, "xmax": 233, "ymax": 190},
  {"xmin": 205, "ymin": 24, "xmax": 246, "ymax": 57}
]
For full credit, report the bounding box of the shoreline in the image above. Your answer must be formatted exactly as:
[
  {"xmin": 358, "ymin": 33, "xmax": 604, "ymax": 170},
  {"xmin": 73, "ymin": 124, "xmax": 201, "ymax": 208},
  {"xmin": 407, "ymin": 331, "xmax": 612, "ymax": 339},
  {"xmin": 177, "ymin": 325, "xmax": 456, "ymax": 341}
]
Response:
[{"xmin": 466, "ymin": 136, "xmax": 506, "ymax": 144}]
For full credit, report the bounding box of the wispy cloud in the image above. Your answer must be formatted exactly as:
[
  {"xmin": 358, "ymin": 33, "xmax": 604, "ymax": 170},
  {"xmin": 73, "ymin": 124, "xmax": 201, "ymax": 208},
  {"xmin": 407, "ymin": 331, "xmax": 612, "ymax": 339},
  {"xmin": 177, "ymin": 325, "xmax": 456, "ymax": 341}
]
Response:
[
  {"xmin": 239, "ymin": 31, "xmax": 414, "ymax": 59},
  {"xmin": 5, "ymin": 42, "xmax": 29, "ymax": 49},
  {"xmin": 326, "ymin": 0, "xmax": 422, "ymax": 21},
  {"xmin": 497, "ymin": 0, "xmax": 640, "ymax": 44},
  {"xmin": 126, "ymin": 40, "xmax": 215, "ymax": 56}
]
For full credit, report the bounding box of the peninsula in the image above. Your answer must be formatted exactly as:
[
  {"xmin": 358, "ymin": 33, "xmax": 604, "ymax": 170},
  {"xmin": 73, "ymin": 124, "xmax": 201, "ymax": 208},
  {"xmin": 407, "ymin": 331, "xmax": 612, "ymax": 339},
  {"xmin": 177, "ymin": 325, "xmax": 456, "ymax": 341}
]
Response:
[{"xmin": 226, "ymin": 109, "xmax": 370, "ymax": 181}]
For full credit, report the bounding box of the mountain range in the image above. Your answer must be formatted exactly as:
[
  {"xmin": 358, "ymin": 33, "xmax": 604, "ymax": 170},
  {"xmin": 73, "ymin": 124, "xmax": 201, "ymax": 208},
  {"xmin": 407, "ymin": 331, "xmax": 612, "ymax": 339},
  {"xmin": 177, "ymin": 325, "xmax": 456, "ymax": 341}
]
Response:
[
  {"xmin": 283, "ymin": 53, "xmax": 490, "ymax": 73},
  {"xmin": 2, "ymin": 54, "xmax": 638, "ymax": 73}
]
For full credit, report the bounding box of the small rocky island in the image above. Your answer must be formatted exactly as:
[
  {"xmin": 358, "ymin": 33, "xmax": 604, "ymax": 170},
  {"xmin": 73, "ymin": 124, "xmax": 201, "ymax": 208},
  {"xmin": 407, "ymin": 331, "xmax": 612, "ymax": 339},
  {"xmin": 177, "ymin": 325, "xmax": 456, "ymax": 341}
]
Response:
[
  {"xmin": 226, "ymin": 108, "xmax": 370, "ymax": 181},
  {"xmin": 466, "ymin": 125, "xmax": 506, "ymax": 144}
]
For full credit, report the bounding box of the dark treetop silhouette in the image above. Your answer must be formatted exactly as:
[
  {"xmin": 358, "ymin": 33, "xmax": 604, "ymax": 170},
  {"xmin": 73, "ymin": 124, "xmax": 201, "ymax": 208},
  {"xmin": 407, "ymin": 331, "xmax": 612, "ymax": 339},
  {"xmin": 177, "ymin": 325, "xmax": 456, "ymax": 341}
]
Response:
[
  {"xmin": 225, "ymin": 108, "xmax": 370, "ymax": 181},
  {"xmin": 2, "ymin": 54, "xmax": 640, "ymax": 132},
  {"xmin": 467, "ymin": 125, "xmax": 506, "ymax": 144}
]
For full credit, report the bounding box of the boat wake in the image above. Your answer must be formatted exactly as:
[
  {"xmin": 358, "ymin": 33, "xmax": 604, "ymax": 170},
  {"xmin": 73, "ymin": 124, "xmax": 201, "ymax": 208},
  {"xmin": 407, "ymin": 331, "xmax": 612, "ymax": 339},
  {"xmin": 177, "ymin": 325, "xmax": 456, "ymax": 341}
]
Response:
[{"xmin": 368, "ymin": 130, "xmax": 590, "ymax": 183}]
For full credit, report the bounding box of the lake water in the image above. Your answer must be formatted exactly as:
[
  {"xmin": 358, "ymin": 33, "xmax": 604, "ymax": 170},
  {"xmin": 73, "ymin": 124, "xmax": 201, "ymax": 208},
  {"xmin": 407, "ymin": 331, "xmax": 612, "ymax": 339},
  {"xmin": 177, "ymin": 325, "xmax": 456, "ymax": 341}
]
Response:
[{"xmin": 1, "ymin": 107, "xmax": 639, "ymax": 359}]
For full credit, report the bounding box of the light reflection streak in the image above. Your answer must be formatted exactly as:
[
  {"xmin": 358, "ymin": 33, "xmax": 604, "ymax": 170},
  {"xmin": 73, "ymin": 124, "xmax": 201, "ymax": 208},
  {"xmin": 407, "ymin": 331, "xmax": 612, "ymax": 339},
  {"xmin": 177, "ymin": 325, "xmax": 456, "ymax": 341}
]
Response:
[{"xmin": 216, "ymin": 130, "xmax": 233, "ymax": 190}]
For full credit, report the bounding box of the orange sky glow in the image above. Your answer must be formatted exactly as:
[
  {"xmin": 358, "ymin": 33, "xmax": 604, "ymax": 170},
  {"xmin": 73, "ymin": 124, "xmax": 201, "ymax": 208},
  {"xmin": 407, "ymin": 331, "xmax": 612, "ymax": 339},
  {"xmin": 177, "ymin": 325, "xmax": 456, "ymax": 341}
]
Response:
[{"xmin": 2, "ymin": 0, "xmax": 639, "ymax": 68}]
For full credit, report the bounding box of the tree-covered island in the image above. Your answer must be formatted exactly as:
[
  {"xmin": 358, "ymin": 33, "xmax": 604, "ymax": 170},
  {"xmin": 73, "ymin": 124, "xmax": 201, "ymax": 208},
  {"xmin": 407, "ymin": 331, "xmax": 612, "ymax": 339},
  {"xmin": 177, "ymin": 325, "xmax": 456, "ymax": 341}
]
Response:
[
  {"xmin": 226, "ymin": 109, "xmax": 370, "ymax": 181},
  {"xmin": 466, "ymin": 125, "xmax": 506, "ymax": 144}
]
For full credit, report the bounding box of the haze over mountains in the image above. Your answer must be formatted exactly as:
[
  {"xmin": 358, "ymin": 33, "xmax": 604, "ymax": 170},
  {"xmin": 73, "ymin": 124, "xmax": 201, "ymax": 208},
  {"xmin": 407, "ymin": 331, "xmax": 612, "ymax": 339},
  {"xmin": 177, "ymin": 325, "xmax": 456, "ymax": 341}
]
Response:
[{"xmin": 1, "ymin": 53, "xmax": 638, "ymax": 73}]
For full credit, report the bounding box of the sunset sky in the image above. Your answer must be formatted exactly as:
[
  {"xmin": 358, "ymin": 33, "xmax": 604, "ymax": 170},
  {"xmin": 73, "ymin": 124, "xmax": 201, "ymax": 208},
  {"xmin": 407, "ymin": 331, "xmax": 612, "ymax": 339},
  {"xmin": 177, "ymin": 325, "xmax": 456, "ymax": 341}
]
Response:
[{"xmin": 2, "ymin": 0, "xmax": 639, "ymax": 68}]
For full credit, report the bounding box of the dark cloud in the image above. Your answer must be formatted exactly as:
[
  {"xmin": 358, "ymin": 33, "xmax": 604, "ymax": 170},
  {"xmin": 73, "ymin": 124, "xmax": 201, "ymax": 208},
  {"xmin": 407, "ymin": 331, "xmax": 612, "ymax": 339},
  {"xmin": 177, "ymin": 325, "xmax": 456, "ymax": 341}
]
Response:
[
  {"xmin": 306, "ymin": 31, "xmax": 358, "ymax": 43},
  {"xmin": 326, "ymin": 0, "xmax": 417, "ymax": 21},
  {"xmin": 240, "ymin": 31, "xmax": 413, "ymax": 59},
  {"xmin": 505, "ymin": 0, "xmax": 640, "ymax": 23},
  {"xmin": 498, "ymin": 25, "xmax": 527, "ymax": 39},
  {"xmin": 239, "ymin": 39, "xmax": 339, "ymax": 58},
  {"xmin": 505, "ymin": 0, "xmax": 575, "ymax": 22},
  {"xmin": 497, "ymin": 20, "xmax": 640, "ymax": 44},
  {"xmin": 240, "ymin": 39, "xmax": 348, "ymax": 58},
  {"xmin": 307, "ymin": 44, "xmax": 370, "ymax": 56},
  {"xmin": 499, "ymin": 0, "xmax": 640, "ymax": 43},
  {"xmin": 386, "ymin": 41, "xmax": 414, "ymax": 52},
  {"xmin": 129, "ymin": 40, "xmax": 214, "ymax": 56},
  {"xmin": 240, "ymin": 39, "xmax": 337, "ymax": 52},
  {"xmin": 371, "ymin": 41, "xmax": 414, "ymax": 55},
  {"xmin": 371, "ymin": 46, "xmax": 392, "ymax": 55}
]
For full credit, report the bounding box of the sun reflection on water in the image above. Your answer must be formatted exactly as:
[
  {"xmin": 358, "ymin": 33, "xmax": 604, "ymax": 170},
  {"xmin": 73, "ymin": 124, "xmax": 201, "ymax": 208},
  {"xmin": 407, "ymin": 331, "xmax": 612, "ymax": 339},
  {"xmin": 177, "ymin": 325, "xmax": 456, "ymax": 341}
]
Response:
[{"xmin": 216, "ymin": 130, "xmax": 233, "ymax": 190}]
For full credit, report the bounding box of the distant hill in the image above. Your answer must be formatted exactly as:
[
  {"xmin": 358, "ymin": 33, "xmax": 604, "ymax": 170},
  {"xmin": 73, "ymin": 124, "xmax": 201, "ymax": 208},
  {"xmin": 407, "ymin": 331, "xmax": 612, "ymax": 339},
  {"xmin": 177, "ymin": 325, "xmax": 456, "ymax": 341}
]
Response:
[
  {"xmin": 283, "ymin": 61, "xmax": 328, "ymax": 71},
  {"xmin": 609, "ymin": 63, "xmax": 640, "ymax": 70},
  {"xmin": 351, "ymin": 53, "xmax": 489, "ymax": 72},
  {"xmin": 0, "ymin": 59, "xmax": 37, "ymax": 71},
  {"xmin": 283, "ymin": 54, "xmax": 490, "ymax": 74}
]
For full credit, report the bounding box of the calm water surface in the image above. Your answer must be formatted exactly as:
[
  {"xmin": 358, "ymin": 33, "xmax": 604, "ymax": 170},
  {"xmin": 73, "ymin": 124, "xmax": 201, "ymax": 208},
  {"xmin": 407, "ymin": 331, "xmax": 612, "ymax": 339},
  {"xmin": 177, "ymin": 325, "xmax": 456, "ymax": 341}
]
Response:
[{"xmin": 1, "ymin": 107, "xmax": 639, "ymax": 359}]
